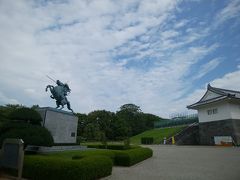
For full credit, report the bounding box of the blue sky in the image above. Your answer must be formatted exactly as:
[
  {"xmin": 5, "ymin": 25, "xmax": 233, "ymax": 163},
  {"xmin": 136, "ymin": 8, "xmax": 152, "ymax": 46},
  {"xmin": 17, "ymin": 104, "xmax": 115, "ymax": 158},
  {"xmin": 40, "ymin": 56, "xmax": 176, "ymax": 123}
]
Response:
[{"xmin": 0, "ymin": 0, "xmax": 240, "ymax": 118}]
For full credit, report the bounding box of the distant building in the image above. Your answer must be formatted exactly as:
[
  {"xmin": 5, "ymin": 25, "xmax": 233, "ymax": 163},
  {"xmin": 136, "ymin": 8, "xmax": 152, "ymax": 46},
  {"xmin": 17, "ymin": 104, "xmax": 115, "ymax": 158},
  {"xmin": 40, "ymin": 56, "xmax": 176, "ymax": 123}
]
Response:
[{"xmin": 187, "ymin": 84, "xmax": 240, "ymax": 145}]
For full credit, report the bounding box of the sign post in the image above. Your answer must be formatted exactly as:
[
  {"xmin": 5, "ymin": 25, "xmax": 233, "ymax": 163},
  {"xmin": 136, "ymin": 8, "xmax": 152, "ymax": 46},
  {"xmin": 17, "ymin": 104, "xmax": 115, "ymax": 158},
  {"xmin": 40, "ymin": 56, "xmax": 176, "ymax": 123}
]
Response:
[{"xmin": 0, "ymin": 138, "xmax": 24, "ymax": 180}]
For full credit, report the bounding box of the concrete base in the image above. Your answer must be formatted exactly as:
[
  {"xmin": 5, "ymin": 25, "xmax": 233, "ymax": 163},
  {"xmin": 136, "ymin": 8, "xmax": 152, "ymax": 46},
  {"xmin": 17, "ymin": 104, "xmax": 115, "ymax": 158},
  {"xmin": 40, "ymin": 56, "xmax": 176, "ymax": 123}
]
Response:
[
  {"xmin": 37, "ymin": 107, "xmax": 78, "ymax": 144},
  {"xmin": 199, "ymin": 119, "xmax": 240, "ymax": 145},
  {"xmin": 25, "ymin": 145, "xmax": 88, "ymax": 153}
]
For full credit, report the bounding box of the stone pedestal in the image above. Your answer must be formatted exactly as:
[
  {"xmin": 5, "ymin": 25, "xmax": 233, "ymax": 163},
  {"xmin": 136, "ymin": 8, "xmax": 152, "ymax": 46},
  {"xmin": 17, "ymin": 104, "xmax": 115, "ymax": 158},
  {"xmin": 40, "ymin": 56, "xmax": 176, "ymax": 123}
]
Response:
[{"xmin": 36, "ymin": 107, "xmax": 78, "ymax": 144}]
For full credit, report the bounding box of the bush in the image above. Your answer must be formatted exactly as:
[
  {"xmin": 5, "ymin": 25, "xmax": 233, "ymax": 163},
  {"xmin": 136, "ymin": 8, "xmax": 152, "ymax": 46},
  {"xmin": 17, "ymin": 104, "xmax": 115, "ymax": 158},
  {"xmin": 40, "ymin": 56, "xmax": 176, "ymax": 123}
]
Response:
[
  {"xmin": 23, "ymin": 155, "xmax": 113, "ymax": 180},
  {"xmin": 71, "ymin": 150, "xmax": 115, "ymax": 162},
  {"xmin": 141, "ymin": 137, "xmax": 154, "ymax": 144},
  {"xmin": 42, "ymin": 147, "xmax": 152, "ymax": 167},
  {"xmin": 49, "ymin": 146, "xmax": 152, "ymax": 167},
  {"xmin": 107, "ymin": 144, "xmax": 129, "ymax": 150},
  {"xmin": 0, "ymin": 122, "xmax": 53, "ymax": 148},
  {"xmin": 114, "ymin": 147, "xmax": 153, "ymax": 166},
  {"xmin": 9, "ymin": 107, "xmax": 42, "ymax": 125},
  {"xmin": 87, "ymin": 144, "xmax": 130, "ymax": 150},
  {"xmin": 123, "ymin": 138, "xmax": 130, "ymax": 149},
  {"xmin": 76, "ymin": 136, "xmax": 82, "ymax": 145}
]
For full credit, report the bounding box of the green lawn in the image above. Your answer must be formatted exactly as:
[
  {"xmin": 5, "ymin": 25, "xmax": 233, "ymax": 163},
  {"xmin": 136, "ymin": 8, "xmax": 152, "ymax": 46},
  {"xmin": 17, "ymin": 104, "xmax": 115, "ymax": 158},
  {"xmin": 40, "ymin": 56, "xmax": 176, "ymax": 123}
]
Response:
[{"xmin": 130, "ymin": 126, "xmax": 186, "ymax": 144}]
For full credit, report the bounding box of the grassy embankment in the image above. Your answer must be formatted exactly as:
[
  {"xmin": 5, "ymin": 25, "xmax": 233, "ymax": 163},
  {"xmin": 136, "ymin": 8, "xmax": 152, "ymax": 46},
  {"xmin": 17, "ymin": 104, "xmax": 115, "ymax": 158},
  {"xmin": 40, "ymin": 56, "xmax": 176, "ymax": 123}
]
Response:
[
  {"xmin": 81, "ymin": 126, "xmax": 186, "ymax": 145},
  {"xmin": 130, "ymin": 125, "xmax": 186, "ymax": 144}
]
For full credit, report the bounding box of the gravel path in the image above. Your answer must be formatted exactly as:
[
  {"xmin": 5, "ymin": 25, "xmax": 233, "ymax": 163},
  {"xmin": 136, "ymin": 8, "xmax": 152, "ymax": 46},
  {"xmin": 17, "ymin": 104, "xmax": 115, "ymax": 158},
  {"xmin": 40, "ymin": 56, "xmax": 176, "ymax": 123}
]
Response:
[{"xmin": 102, "ymin": 145, "xmax": 240, "ymax": 180}]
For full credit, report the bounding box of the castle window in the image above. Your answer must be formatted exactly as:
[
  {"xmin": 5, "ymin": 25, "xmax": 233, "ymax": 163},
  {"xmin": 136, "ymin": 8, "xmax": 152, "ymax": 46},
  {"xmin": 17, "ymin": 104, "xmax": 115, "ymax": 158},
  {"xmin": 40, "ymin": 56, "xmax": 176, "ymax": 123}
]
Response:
[
  {"xmin": 213, "ymin": 108, "xmax": 218, "ymax": 114},
  {"xmin": 207, "ymin": 110, "xmax": 212, "ymax": 115},
  {"xmin": 207, "ymin": 108, "xmax": 218, "ymax": 115}
]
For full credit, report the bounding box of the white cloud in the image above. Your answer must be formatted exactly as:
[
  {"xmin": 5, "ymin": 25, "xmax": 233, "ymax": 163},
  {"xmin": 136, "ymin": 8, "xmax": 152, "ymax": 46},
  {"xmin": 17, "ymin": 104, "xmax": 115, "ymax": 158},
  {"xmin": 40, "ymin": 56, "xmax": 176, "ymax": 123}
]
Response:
[
  {"xmin": 0, "ymin": 91, "xmax": 20, "ymax": 105},
  {"xmin": 211, "ymin": 67, "xmax": 240, "ymax": 91},
  {"xmin": 215, "ymin": 0, "xmax": 240, "ymax": 26},
  {"xmin": 174, "ymin": 66, "xmax": 240, "ymax": 116},
  {"xmin": 174, "ymin": 19, "xmax": 189, "ymax": 29},
  {"xmin": 161, "ymin": 30, "xmax": 179, "ymax": 39},
  {"xmin": 0, "ymin": 0, "xmax": 239, "ymax": 118},
  {"xmin": 193, "ymin": 58, "xmax": 222, "ymax": 80}
]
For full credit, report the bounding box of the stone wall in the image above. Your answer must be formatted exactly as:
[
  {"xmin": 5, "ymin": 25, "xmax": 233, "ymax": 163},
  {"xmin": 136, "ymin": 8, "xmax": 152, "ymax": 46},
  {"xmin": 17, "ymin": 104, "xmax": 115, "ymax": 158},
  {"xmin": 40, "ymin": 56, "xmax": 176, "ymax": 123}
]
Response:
[
  {"xmin": 165, "ymin": 124, "xmax": 199, "ymax": 145},
  {"xmin": 199, "ymin": 119, "xmax": 240, "ymax": 145},
  {"xmin": 175, "ymin": 124, "xmax": 199, "ymax": 145},
  {"xmin": 232, "ymin": 120, "xmax": 240, "ymax": 145}
]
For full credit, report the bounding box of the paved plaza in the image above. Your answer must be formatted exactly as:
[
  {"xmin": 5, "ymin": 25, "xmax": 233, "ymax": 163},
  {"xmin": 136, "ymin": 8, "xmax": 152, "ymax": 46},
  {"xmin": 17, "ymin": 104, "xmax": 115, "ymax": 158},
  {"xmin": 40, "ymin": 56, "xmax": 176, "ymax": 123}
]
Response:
[{"xmin": 103, "ymin": 145, "xmax": 240, "ymax": 180}]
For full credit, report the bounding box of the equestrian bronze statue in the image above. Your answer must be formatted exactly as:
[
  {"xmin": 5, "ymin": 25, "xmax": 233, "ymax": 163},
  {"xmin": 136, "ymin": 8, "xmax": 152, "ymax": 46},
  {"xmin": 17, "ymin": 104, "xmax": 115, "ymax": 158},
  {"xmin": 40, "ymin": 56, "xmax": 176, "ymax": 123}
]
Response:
[{"xmin": 46, "ymin": 79, "xmax": 74, "ymax": 113}]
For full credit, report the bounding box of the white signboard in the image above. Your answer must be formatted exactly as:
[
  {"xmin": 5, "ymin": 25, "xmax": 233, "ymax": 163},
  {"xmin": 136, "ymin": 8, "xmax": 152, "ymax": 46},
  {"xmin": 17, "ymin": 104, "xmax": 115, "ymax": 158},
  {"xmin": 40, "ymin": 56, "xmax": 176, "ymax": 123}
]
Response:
[{"xmin": 214, "ymin": 136, "xmax": 233, "ymax": 146}]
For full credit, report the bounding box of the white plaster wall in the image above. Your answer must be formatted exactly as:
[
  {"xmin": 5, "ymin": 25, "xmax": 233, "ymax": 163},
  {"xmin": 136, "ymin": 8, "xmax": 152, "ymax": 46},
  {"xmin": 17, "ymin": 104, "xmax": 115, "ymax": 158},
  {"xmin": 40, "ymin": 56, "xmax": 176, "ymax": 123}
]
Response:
[
  {"xmin": 201, "ymin": 90, "xmax": 221, "ymax": 101},
  {"xmin": 229, "ymin": 103, "xmax": 240, "ymax": 119},
  {"xmin": 198, "ymin": 102, "xmax": 231, "ymax": 123}
]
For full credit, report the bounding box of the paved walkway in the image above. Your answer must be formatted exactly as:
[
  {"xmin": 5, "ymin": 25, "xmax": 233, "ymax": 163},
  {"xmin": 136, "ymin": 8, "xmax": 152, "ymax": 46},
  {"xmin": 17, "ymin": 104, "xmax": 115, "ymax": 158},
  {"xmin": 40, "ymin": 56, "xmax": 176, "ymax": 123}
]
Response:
[{"xmin": 102, "ymin": 145, "xmax": 240, "ymax": 180}]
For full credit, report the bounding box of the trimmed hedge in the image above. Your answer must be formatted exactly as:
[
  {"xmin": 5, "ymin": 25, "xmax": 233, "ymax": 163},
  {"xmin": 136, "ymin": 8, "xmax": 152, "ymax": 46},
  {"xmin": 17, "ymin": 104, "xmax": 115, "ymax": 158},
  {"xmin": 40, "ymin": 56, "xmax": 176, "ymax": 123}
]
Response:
[
  {"xmin": 72, "ymin": 150, "xmax": 115, "ymax": 162},
  {"xmin": 0, "ymin": 122, "xmax": 53, "ymax": 148},
  {"xmin": 141, "ymin": 137, "xmax": 154, "ymax": 144},
  {"xmin": 49, "ymin": 147, "xmax": 153, "ymax": 167},
  {"xmin": 23, "ymin": 155, "xmax": 113, "ymax": 180},
  {"xmin": 81, "ymin": 147, "xmax": 153, "ymax": 166},
  {"xmin": 9, "ymin": 107, "xmax": 42, "ymax": 125},
  {"xmin": 114, "ymin": 147, "xmax": 153, "ymax": 166},
  {"xmin": 87, "ymin": 144, "xmax": 130, "ymax": 150}
]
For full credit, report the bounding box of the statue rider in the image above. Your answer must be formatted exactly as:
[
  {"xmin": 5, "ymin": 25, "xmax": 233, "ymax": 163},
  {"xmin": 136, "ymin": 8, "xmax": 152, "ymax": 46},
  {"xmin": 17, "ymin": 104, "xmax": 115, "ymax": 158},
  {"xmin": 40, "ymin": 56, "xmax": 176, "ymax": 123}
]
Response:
[
  {"xmin": 55, "ymin": 80, "xmax": 71, "ymax": 97},
  {"xmin": 56, "ymin": 80, "xmax": 64, "ymax": 86}
]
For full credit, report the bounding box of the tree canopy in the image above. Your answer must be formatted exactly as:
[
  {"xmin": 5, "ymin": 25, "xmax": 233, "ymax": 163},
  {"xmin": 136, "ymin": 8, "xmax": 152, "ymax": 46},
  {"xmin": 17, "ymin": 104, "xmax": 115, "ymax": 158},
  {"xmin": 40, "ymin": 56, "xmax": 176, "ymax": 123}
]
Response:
[
  {"xmin": 0, "ymin": 103, "xmax": 163, "ymax": 142},
  {"xmin": 77, "ymin": 104, "xmax": 163, "ymax": 141},
  {"xmin": 119, "ymin": 103, "xmax": 141, "ymax": 113}
]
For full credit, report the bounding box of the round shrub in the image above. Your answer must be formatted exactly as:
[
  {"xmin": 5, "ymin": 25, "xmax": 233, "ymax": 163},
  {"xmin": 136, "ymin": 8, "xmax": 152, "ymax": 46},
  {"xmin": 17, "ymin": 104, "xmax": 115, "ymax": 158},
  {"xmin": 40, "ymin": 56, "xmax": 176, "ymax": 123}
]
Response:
[
  {"xmin": 9, "ymin": 107, "xmax": 42, "ymax": 125},
  {"xmin": 114, "ymin": 147, "xmax": 153, "ymax": 166},
  {"xmin": 0, "ymin": 122, "xmax": 53, "ymax": 148},
  {"xmin": 23, "ymin": 155, "xmax": 113, "ymax": 180}
]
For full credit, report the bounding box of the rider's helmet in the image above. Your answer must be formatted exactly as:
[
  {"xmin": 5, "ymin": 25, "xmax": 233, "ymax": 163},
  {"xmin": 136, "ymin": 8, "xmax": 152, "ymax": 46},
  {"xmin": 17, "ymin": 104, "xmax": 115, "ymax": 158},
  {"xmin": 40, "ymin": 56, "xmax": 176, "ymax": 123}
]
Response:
[{"xmin": 56, "ymin": 80, "xmax": 61, "ymax": 86}]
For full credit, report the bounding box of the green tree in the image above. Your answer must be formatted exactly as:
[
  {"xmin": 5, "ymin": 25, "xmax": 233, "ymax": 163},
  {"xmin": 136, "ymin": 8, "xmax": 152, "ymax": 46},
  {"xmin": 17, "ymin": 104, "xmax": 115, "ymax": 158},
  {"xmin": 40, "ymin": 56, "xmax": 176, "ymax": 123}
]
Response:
[
  {"xmin": 0, "ymin": 122, "xmax": 53, "ymax": 147},
  {"xmin": 117, "ymin": 104, "xmax": 162, "ymax": 136},
  {"xmin": 0, "ymin": 104, "xmax": 25, "ymax": 125},
  {"xmin": 110, "ymin": 117, "xmax": 130, "ymax": 140},
  {"xmin": 9, "ymin": 107, "xmax": 42, "ymax": 125},
  {"xmin": 83, "ymin": 123, "xmax": 101, "ymax": 141},
  {"xmin": 141, "ymin": 113, "xmax": 162, "ymax": 129},
  {"xmin": 31, "ymin": 104, "xmax": 40, "ymax": 109},
  {"xmin": 119, "ymin": 103, "xmax": 141, "ymax": 113},
  {"xmin": 87, "ymin": 110, "xmax": 115, "ymax": 140},
  {"xmin": 76, "ymin": 113, "xmax": 88, "ymax": 137},
  {"xmin": 116, "ymin": 104, "xmax": 141, "ymax": 136}
]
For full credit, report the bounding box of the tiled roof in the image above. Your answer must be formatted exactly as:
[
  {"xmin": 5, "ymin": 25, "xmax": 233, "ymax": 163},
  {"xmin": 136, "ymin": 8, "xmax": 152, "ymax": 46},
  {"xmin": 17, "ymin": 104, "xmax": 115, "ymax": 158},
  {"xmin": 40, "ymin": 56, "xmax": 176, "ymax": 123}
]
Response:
[
  {"xmin": 207, "ymin": 84, "xmax": 240, "ymax": 98},
  {"xmin": 187, "ymin": 84, "xmax": 240, "ymax": 109}
]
